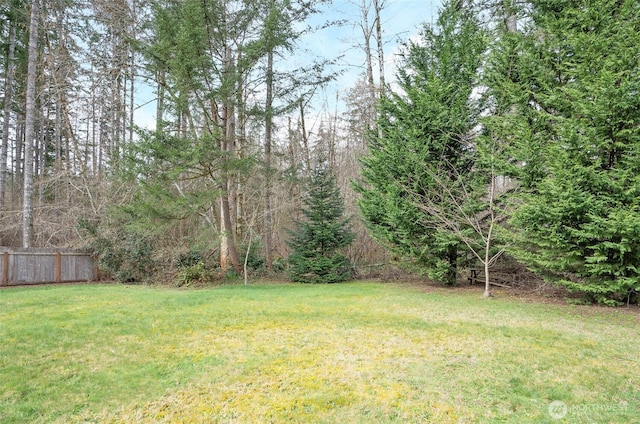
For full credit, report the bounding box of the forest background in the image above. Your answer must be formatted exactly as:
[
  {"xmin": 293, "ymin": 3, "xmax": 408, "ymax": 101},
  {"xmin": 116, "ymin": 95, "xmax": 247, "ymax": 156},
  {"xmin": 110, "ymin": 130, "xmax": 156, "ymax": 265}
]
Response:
[{"xmin": 1, "ymin": 0, "xmax": 638, "ymax": 305}]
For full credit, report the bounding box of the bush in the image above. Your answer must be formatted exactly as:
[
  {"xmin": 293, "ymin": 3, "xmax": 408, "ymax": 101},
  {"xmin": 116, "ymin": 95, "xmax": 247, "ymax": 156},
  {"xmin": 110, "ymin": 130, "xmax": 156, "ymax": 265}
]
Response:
[
  {"xmin": 288, "ymin": 253, "xmax": 352, "ymax": 284},
  {"xmin": 175, "ymin": 261, "xmax": 214, "ymax": 287},
  {"xmin": 173, "ymin": 250, "xmax": 204, "ymax": 269},
  {"xmin": 78, "ymin": 218, "xmax": 157, "ymax": 283}
]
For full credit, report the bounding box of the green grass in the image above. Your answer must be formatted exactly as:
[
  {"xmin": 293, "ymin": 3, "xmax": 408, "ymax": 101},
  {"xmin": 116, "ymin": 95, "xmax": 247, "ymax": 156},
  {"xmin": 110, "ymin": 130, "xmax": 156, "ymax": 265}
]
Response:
[{"xmin": 1, "ymin": 282, "xmax": 638, "ymax": 423}]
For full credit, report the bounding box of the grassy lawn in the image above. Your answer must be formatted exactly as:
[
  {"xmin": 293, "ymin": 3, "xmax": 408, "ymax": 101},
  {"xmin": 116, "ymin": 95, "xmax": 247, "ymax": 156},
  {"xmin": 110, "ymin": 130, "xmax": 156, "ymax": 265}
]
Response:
[{"xmin": 0, "ymin": 282, "xmax": 638, "ymax": 423}]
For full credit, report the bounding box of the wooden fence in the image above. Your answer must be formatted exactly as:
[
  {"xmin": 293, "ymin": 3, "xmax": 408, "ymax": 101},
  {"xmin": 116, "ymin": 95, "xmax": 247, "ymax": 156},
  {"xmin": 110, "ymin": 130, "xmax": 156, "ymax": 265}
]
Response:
[{"xmin": 1, "ymin": 248, "xmax": 97, "ymax": 286}]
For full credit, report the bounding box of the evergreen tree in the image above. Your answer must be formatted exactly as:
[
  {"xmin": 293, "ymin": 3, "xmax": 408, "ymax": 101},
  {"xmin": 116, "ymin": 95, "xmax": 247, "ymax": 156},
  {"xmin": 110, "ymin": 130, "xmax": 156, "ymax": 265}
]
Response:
[
  {"xmin": 287, "ymin": 161, "xmax": 355, "ymax": 283},
  {"xmin": 486, "ymin": 0, "xmax": 640, "ymax": 304},
  {"xmin": 355, "ymin": 0, "xmax": 486, "ymax": 284}
]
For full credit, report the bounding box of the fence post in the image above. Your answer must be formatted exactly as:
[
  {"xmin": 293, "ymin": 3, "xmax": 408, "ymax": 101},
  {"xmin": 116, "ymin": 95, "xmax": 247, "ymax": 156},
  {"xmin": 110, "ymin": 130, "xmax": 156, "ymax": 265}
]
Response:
[
  {"xmin": 2, "ymin": 251, "xmax": 7, "ymax": 286},
  {"xmin": 55, "ymin": 252, "xmax": 62, "ymax": 283}
]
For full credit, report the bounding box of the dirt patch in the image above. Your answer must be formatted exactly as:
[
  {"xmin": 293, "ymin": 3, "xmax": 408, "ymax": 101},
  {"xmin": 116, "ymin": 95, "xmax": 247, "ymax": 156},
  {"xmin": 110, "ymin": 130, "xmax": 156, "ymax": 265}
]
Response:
[{"xmin": 383, "ymin": 277, "xmax": 640, "ymax": 317}]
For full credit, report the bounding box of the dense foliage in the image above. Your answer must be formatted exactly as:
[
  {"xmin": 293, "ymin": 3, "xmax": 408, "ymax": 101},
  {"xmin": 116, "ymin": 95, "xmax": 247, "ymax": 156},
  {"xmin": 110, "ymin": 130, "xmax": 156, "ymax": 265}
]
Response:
[
  {"xmin": 287, "ymin": 162, "xmax": 354, "ymax": 283},
  {"xmin": 355, "ymin": 0, "xmax": 640, "ymax": 304},
  {"xmin": 484, "ymin": 0, "xmax": 640, "ymax": 304},
  {"xmin": 356, "ymin": 0, "xmax": 486, "ymax": 284}
]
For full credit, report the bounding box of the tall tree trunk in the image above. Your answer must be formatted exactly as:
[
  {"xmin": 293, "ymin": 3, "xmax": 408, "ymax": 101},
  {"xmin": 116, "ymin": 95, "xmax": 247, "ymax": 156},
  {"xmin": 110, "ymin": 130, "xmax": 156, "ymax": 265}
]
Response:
[
  {"xmin": 504, "ymin": 0, "xmax": 517, "ymax": 33},
  {"xmin": 373, "ymin": 0, "xmax": 385, "ymax": 93},
  {"xmin": 110, "ymin": 33, "xmax": 122, "ymax": 169},
  {"xmin": 156, "ymin": 68, "xmax": 165, "ymax": 132},
  {"xmin": 90, "ymin": 66, "xmax": 99, "ymax": 178},
  {"xmin": 235, "ymin": 51, "xmax": 245, "ymax": 239},
  {"xmin": 14, "ymin": 120, "xmax": 24, "ymax": 203},
  {"xmin": 219, "ymin": 48, "xmax": 242, "ymax": 274},
  {"xmin": 263, "ymin": 48, "xmax": 274, "ymax": 271},
  {"xmin": 1, "ymin": 22, "xmax": 16, "ymax": 212},
  {"xmin": 220, "ymin": 103, "xmax": 242, "ymax": 274},
  {"xmin": 54, "ymin": 99, "xmax": 62, "ymax": 202},
  {"xmin": 22, "ymin": 0, "xmax": 41, "ymax": 248},
  {"xmin": 53, "ymin": 7, "xmax": 65, "ymax": 202},
  {"xmin": 36, "ymin": 118, "xmax": 44, "ymax": 206},
  {"xmin": 360, "ymin": 0, "xmax": 376, "ymax": 103},
  {"xmin": 129, "ymin": 1, "xmax": 136, "ymax": 144},
  {"xmin": 299, "ymin": 100, "xmax": 311, "ymax": 174}
]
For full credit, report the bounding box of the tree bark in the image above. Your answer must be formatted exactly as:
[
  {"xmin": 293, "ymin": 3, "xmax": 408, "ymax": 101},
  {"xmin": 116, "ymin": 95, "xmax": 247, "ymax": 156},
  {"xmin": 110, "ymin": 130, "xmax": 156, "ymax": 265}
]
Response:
[
  {"xmin": 360, "ymin": 0, "xmax": 376, "ymax": 103},
  {"xmin": 504, "ymin": 0, "xmax": 517, "ymax": 33},
  {"xmin": 220, "ymin": 137, "xmax": 242, "ymax": 273},
  {"xmin": 22, "ymin": 0, "xmax": 41, "ymax": 248},
  {"xmin": 373, "ymin": 0, "xmax": 385, "ymax": 93},
  {"xmin": 299, "ymin": 100, "xmax": 311, "ymax": 174},
  {"xmin": 264, "ymin": 48, "xmax": 274, "ymax": 271},
  {"xmin": 14, "ymin": 120, "xmax": 24, "ymax": 202},
  {"xmin": 155, "ymin": 69, "xmax": 165, "ymax": 132},
  {"xmin": 129, "ymin": 1, "xmax": 136, "ymax": 144},
  {"xmin": 1, "ymin": 22, "xmax": 16, "ymax": 212},
  {"xmin": 219, "ymin": 48, "xmax": 242, "ymax": 274}
]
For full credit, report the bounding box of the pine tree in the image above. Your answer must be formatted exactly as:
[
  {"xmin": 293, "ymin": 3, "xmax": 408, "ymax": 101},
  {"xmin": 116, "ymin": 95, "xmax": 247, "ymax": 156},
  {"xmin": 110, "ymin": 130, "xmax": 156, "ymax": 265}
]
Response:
[
  {"xmin": 486, "ymin": 0, "xmax": 640, "ymax": 304},
  {"xmin": 287, "ymin": 162, "xmax": 355, "ymax": 283},
  {"xmin": 355, "ymin": 0, "xmax": 486, "ymax": 284}
]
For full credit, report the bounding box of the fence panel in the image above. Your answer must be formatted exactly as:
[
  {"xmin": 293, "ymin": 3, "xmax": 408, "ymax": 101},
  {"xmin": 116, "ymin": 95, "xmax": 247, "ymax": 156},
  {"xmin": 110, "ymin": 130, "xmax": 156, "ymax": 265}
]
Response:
[
  {"xmin": 1, "ymin": 248, "xmax": 96, "ymax": 286},
  {"xmin": 61, "ymin": 254, "xmax": 95, "ymax": 282}
]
